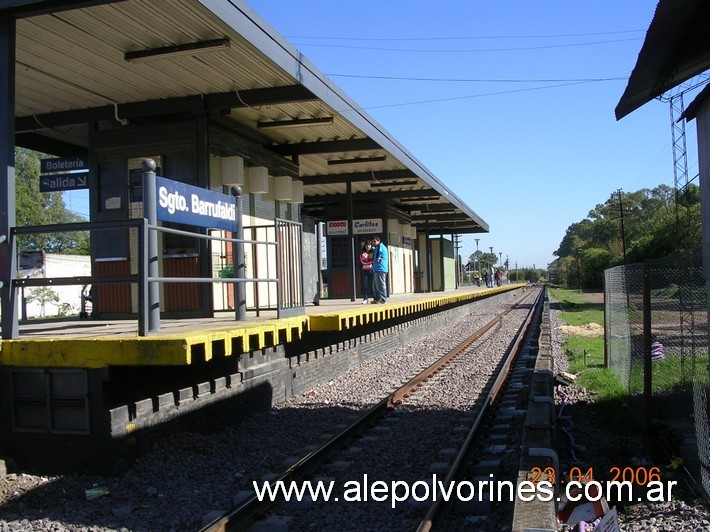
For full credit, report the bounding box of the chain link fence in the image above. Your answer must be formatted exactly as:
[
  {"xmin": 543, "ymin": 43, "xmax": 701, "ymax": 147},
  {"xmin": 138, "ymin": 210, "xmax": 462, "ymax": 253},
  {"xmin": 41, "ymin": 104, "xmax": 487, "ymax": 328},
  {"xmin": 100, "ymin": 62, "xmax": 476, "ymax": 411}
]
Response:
[{"xmin": 605, "ymin": 255, "xmax": 709, "ymax": 498}]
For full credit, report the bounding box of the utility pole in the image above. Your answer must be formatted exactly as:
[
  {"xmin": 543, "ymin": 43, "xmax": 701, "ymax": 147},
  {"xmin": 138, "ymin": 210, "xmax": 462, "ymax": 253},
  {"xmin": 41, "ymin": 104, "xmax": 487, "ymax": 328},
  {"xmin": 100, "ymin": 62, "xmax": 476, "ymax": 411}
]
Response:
[
  {"xmin": 617, "ymin": 189, "xmax": 628, "ymax": 265},
  {"xmin": 489, "ymin": 247, "xmax": 494, "ymax": 288},
  {"xmin": 474, "ymin": 238, "xmax": 480, "ymax": 274}
]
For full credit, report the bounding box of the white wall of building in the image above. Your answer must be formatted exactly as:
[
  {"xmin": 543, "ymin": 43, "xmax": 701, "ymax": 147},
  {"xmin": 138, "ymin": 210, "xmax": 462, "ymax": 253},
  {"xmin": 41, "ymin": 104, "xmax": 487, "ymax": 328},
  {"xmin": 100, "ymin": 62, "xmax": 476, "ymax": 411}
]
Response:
[{"xmin": 22, "ymin": 254, "xmax": 91, "ymax": 319}]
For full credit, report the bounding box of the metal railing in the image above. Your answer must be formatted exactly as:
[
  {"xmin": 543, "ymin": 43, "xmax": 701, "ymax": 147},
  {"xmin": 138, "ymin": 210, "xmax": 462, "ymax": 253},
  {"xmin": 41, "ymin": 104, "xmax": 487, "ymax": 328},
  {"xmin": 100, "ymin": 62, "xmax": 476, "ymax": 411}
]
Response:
[
  {"xmin": 6, "ymin": 217, "xmax": 303, "ymax": 338},
  {"xmin": 604, "ymin": 256, "xmax": 709, "ymax": 498}
]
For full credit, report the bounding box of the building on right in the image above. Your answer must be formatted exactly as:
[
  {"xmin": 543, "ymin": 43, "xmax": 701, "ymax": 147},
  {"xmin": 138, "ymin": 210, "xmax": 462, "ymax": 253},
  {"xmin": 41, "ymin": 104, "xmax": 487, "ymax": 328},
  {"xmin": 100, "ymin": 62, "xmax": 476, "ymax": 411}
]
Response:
[{"xmin": 615, "ymin": 0, "xmax": 710, "ymax": 500}]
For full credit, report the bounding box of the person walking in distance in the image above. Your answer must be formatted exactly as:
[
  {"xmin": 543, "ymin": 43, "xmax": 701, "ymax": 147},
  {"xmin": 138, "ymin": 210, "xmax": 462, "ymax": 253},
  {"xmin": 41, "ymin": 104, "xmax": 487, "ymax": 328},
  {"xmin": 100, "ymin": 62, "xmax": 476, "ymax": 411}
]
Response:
[
  {"xmin": 359, "ymin": 240, "xmax": 374, "ymax": 304},
  {"xmin": 371, "ymin": 235, "xmax": 389, "ymax": 303}
]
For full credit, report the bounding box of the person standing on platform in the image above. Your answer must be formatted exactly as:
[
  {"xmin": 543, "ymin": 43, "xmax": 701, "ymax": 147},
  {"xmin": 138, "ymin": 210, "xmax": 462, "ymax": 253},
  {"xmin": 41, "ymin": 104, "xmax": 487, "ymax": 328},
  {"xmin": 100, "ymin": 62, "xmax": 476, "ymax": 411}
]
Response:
[
  {"xmin": 359, "ymin": 240, "xmax": 374, "ymax": 303},
  {"xmin": 371, "ymin": 235, "xmax": 389, "ymax": 303}
]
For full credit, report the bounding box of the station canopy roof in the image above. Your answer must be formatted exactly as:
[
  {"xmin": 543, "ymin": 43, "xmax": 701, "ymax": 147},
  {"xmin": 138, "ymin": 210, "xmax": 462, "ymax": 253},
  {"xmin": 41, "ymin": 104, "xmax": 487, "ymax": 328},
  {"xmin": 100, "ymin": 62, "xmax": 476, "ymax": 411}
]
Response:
[
  {"xmin": 615, "ymin": 0, "xmax": 710, "ymax": 120},
  {"xmin": 2, "ymin": 0, "xmax": 488, "ymax": 235}
]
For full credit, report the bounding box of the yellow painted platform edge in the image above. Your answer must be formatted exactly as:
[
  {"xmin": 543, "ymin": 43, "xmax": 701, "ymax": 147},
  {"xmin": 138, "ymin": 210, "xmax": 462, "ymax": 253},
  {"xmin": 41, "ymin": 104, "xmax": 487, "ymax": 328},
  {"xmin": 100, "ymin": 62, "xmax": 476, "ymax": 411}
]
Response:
[
  {"xmin": 1, "ymin": 315, "xmax": 309, "ymax": 368},
  {"xmin": 307, "ymin": 285, "xmax": 518, "ymax": 332},
  {"xmin": 0, "ymin": 288, "xmax": 519, "ymax": 367}
]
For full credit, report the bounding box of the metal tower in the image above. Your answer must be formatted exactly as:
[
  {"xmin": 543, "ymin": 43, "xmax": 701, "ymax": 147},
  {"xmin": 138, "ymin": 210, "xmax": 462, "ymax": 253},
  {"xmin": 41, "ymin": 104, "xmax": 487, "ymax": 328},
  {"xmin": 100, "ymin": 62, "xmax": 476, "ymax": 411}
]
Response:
[{"xmin": 657, "ymin": 75, "xmax": 710, "ymax": 384}]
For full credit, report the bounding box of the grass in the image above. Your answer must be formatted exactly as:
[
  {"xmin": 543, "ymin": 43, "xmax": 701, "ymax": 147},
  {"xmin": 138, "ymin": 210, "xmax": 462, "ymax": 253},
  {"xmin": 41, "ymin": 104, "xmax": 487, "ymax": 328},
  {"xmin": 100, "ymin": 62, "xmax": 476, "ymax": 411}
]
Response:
[
  {"xmin": 551, "ymin": 289, "xmax": 604, "ymax": 327},
  {"xmin": 627, "ymin": 349, "xmax": 709, "ymax": 395},
  {"xmin": 550, "ymin": 288, "xmax": 705, "ymax": 502},
  {"xmin": 550, "ymin": 288, "xmax": 638, "ymax": 433},
  {"xmin": 551, "ymin": 287, "xmax": 704, "ymax": 400}
]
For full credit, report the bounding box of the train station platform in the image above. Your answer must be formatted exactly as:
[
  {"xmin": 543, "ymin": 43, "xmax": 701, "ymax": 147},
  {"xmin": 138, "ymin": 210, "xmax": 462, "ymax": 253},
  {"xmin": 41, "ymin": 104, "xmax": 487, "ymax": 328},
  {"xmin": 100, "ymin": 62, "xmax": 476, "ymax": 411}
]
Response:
[
  {"xmin": 0, "ymin": 283, "xmax": 528, "ymax": 475},
  {"xmin": 0, "ymin": 284, "xmax": 520, "ymax": 368}
]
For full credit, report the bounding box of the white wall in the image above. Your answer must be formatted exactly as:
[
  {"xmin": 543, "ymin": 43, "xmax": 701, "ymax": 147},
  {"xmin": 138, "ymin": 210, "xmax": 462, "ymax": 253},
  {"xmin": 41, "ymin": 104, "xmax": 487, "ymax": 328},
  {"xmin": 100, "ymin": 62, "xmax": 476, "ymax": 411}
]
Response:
[
  {"xmin": 22, "ymin": 255, "xmax": 91, "ymax": 318},
  {"xmin": 696, "ymin": 100, "xmax": 710, "ymax": 279}
]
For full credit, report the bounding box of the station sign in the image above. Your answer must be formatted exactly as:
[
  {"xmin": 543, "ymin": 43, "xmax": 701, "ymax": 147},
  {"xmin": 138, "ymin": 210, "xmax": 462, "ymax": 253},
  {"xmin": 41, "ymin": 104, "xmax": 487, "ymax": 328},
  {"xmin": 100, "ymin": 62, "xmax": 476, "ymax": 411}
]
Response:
[
  {"xmin": 327, "ymin": 220, "xmax": 348, "ymax": 235},
  {"xmin": 39, "ymin": 172, "xmax": 89, "ymax": 192},
  {"xmin": 39, "ymin": 155, "xmax": 90, "ymax": 192},
  {"xmin": 156, "ymin": 176, "xmax": 236, "ymax": 231},
  {"xmin": 40, "ymin": 155, "xmax": 88, "ymax": 174},
  {"xmin": 326, "ymin": 218, "xmax": 383, "ymax": 236},
  {"xmin": 353, "ymin": 218, "xmax": 382, "ymax": 235}
]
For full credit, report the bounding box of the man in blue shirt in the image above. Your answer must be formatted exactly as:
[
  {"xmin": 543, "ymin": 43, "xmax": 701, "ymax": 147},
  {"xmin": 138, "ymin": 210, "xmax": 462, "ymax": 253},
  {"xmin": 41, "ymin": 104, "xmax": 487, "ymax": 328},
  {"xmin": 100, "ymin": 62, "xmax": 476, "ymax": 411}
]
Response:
[{"xmin": 371, "ymin": 235, "xmax": 389, "ymax": 303}]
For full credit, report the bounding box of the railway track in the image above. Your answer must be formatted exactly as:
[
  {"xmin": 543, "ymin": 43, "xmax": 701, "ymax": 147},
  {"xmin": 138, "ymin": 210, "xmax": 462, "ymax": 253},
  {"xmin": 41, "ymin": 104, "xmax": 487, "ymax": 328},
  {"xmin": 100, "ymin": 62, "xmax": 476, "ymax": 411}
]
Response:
[{"xmin": 203, "ymin": 286, "xmax": 547, "ymax": 531}]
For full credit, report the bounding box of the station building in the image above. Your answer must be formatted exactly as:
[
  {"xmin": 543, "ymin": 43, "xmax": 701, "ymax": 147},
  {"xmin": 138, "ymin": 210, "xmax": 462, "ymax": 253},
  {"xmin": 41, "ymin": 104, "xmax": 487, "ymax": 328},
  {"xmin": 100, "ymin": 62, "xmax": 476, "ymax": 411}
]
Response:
[
  {"xmin": 0, "ymin": 0, "xmax": 490, "ymax": 472},
  {"xmin": 1, "ymin": 0, "xmax": 488, "ymax": 331}
]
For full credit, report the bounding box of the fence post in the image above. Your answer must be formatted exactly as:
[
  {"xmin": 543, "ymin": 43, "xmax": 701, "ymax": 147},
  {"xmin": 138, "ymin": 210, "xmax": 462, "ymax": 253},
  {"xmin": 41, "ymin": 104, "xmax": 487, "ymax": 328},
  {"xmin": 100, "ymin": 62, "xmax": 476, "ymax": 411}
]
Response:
[
  {"xmin": 642, "ymin": 262, "xmax": 652, "ymax": 425},
  {"xmin": 142, "ymin": 159, "xmax": 160, "ymax": 332},
  {"xmin": 603, "ymin": 286, "xmax": 608, "ymax": 367},
  {"xmin": 230, "ymin": 186, "xmax": 246, "ymax": 321}
]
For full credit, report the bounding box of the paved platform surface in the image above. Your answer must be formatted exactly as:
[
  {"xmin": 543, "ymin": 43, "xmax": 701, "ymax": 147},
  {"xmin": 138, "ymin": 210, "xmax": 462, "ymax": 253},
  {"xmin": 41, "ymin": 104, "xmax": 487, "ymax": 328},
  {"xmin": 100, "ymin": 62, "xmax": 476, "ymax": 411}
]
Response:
[{"xmin": 1, "ymin": 284, "xmax": 522, "ymax": 368}]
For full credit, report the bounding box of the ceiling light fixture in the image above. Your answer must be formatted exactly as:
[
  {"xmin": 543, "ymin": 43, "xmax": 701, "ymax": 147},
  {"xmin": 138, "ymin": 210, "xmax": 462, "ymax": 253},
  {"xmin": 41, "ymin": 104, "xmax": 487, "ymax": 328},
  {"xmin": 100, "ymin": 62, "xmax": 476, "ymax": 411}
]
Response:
[
  {"xmin": 328, "ymin": 156, "xmax": 387, "ymax": 166},
  {"xmin": 369, "ymin": 180, "xmax": 418, "ymax": 188},
  {"xmin": 256, "ymin": 117, "xmax": 334, "ymax": 129},
  {"xmin": 124, "ymin": 38, "xmax": 230, "ymax": 63},
  {"xmin": 256, "ymin": 116, "xmax": 333, "ymax": 129}
]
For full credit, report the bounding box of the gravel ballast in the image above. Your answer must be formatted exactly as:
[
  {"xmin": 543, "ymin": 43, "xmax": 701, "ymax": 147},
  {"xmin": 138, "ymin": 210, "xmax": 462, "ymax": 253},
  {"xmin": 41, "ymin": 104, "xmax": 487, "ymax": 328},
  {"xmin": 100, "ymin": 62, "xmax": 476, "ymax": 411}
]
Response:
[{"xmin": 0, "ymin": 293, "xmax": 708, "ymax": 531}]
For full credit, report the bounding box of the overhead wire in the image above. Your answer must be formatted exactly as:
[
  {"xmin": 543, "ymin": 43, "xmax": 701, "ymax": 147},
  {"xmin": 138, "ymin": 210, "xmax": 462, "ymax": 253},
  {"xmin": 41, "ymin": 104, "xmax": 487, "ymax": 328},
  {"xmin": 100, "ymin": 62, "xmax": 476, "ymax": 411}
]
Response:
[
  {"xmin": 327, "ymin": 73, "xmax": 627, "ymax": 83},
  {"xmin": 337, "ymin": 80, "xmax": 612, "ymax": 112},
  {"xmin": 287, "ymin": 29, "xmax": 644, "ymax": 41},
  {"xmin": 290, "ymin": 37, "xmax": 641, "ymax": 53}
]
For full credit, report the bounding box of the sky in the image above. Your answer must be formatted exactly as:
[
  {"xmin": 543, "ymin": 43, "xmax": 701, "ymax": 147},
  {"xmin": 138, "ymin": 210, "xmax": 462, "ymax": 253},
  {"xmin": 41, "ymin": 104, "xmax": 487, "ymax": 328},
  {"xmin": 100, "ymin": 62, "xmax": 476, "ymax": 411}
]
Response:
[
  {"xmin": 54, "ymin": 1, "xmax": 697, "ymax": 271},
  {"xmin": 237, "ymin": 0, "xmax": 701, "ymax": 271}
]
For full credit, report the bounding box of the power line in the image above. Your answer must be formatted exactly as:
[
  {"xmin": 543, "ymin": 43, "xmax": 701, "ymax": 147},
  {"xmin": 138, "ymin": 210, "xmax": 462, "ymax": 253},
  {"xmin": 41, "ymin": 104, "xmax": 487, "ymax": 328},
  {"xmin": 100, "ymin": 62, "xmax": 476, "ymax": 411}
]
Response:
[
  {"xmin": 287, "ymin": 29, "xmax": 644, "ymax": 41},
  {"xmin": 290, "ymin": 37, "xmax": 641, "ymax": 53},
  {"xmin": 338, "ymin": 80, "xmax": 611, "ymax": 112},
  {"xmin": 328, "ymin": 73, "xmax": 627, "ymax": 83}
]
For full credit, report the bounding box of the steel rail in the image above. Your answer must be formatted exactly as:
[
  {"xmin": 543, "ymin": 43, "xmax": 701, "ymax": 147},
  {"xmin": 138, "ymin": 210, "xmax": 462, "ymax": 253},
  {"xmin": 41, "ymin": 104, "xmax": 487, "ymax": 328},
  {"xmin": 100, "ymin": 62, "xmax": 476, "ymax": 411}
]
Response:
[
  {"xmin": 416, "ymin": 286, "xmax": 545, "ymax": 532},
  {"xmin": 202, "ymin": 288, "xmax": 539, "ymax": 532}
]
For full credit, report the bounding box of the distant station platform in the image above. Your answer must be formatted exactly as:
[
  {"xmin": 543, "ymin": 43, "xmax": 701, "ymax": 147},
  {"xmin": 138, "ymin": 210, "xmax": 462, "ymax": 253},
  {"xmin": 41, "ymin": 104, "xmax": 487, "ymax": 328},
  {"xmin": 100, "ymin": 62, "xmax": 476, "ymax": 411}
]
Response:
[{"xmin": 1, "ymin": 284, "xmax": 520, "ymax": 369}]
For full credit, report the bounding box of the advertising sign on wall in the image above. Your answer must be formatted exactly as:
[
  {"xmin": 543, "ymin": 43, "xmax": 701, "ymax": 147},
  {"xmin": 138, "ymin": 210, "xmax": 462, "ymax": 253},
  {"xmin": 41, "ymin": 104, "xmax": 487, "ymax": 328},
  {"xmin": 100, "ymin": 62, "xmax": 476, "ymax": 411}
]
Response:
[
  {"xmin": 353, "ymin": 218, "xmax": 382, "ymax": 234},
  {"xmin": 326, "ymin": 220, "xmax": 348, "ymax": 235},
  {"xmin": 156, "ymin": 176, "xmax": 236, "ymax": 231}
]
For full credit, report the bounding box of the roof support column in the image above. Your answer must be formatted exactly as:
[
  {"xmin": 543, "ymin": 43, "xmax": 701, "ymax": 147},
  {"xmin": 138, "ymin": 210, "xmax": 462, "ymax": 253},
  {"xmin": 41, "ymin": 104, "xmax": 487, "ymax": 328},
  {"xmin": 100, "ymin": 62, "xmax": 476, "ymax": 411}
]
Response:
[
  {"xmin": 195, "ymin": 112, "xmax": 213, "ymax": 317},
  {"xmin": 439, "ymin": 232, "xmax": 445, "ymax": 291},
  {"xmin": 347, "ymin": 181, "xmax": 355, "ymax": 301},
  {"xmin": 425, "ymin": 226, "xmax": 433, "ymax": 293},
  {"xmin": 0, "ymin": 16, "xmax": 18, "ymax": 339}
]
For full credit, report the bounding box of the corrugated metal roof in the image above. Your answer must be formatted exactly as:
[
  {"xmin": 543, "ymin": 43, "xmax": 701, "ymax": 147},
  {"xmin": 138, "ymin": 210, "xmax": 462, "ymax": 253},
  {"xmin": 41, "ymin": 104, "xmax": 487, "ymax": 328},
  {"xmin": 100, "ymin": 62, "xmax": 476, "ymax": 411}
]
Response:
[
  {"xmin": 615, "ymin": 0, "xmax": 710, "ymax": 120},
  {"xmin": 4, "ymin": 0, "xmax": 488, "ymax": 233}
]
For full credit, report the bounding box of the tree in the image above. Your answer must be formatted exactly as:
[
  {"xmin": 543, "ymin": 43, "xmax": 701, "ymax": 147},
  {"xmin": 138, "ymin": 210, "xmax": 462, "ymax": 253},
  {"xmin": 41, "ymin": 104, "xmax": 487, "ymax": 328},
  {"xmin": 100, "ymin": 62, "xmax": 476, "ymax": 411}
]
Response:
[
  {"xmin": 523, "ymin": 268, "xmax": 541, "ymax": 282},
  {"xmin": 554, "ymin": 183, "xmax": 702, "ymax": 288},
  {"xmin": 15, "ymin": 148, "xmax": 89, "ymax": 254},
  {"xmin": 25, "ymin": 286, "xmax": 59, "ymax": 317}
]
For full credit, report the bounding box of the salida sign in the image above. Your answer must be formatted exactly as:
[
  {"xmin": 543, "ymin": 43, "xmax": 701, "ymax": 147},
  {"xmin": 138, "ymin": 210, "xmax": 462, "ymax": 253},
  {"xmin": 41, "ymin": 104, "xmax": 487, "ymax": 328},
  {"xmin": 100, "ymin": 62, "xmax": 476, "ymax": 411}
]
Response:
[
  {"xmin": 40, "ymin": 173, "xmax": 88, "ymax": 192},
  {"xmin": 156, "ymin": 176, "xmax": 236, "ymax": 231}
]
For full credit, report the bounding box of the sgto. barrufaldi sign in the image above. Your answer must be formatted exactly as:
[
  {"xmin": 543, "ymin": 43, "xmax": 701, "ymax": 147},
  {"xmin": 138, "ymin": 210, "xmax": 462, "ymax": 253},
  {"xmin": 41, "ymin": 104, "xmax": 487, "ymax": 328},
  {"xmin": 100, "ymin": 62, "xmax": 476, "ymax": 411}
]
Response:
[{"xmin": 156, "ymin": 176, "xmax": 236, "ymax": 231}]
